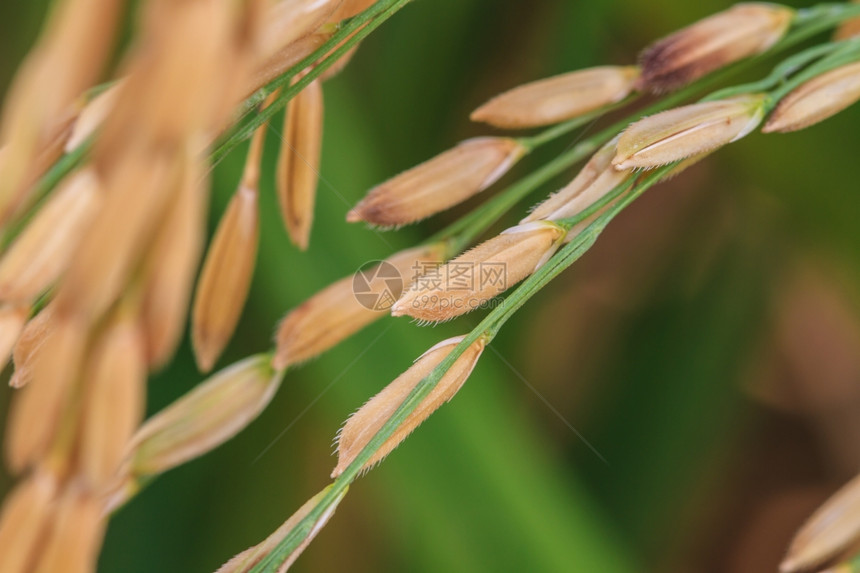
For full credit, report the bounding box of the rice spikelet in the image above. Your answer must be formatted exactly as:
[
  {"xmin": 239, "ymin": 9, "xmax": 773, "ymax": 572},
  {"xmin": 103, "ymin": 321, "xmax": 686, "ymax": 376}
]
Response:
[
  {"xmin": 0, "ymin": 305, "xmax": 29, "ymax": 373},
  {"xmin": 192, "ymin": 127, "xmax": 264, "ymax": 373},
  {"xmin": 333, "ymin": 335, "xmax": 485, "ymax": 476},
  {"xmin": 77, "ymin": 304, "xmax": 146, "ymax": 489},
  {"xmin": 129, "ymin": 355, "xmax": 281, "ymax": 478},
  {"xmin": 836, "ymin": 1, "xmax": 860, "ymax": 40},
  {"xmin": 9, "ymin": 304, "xmax": 54, "ymax": 389},
  {"xmin": 471, "ymin": 66, "xmax": 640, "ymax": 129},
  {"xmin": 277, "ymin": 78, "xmax": 323, "ymax": 250},
  {"xmin": 330, "ymin": 0, "xmax": 377, "ymax": 21},
  {"xmin": 347, "ymin": 137, "xmax": 526, "ymax": 226},
  {"xmin": 258, "ymin": 0, "xmax": 342, "ymax": 64},
  {"xmin": 216, "ymin": 485, "xmax": 348, "ymax": 573},
  {"xmin": 392, "ymin": 222, "xmax": 564, "ymax": 322},
  {"xmin": 613, "ymin": 94, "xmax": 767, "ymax": 170},
  {"xmin": 0, "ymin": 472, "xmax": 57, "ymax": 573},
  {"xmin": 64, "ymin": 82, "xmax": 123, "ymax": 152},
  {"xmin": 55, "ymin": 150, "xmax": 175, "ymax": 321},
  {"xmin": 141, "ymin": 145, "xmax": 208, "ymax": 369},
  {"xmin": 273, "ymin": 243, "xmax": 446, "ymax": 370},
  {"xmin": 638, "ymin": 3, "xmax": 794, "ymax": 93},
  {"xmin": 5, "ymin": 314, "xmax": 87, "ymax": 473},
  {"xmin": 522, "ymin": 139, "xmax": 625, "ymax": 223},
  {"xmin": 0, "ymin": 169, "xmax": 101, "ymax": 305},
  {"xmin": 763, "ymin": 62, "xmax": 860, "ymax": 134},
  {"xmin": 782, "ymin": 474, "xmax": 860, "ymax": 573},
  {"xmin": 30, "ymin": 487, "xmax": 105, "ymax": 573}
]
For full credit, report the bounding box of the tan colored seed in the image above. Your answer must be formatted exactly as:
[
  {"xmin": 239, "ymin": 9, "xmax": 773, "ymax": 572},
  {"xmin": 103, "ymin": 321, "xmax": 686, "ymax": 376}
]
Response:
[
  {"xmin": 781, "ymin": 473, "xmax": 860, "ymax": 573},
  {"xmin": 258, "ymin": 0, "xmax": 342, "ymax": 64},
  {"xmin": 129, "ymin": 355, "xmax": 281, "ymax": 478},
  {"xmin": 277, "ymin": 78, "xmax": 323, "ymax": 250},
  {"xmin": 141, "ymin": 145, "xmax": 208, "ymax": 369},
  {"xmin": 392, "ymin": 222, "xmax": 564, "ymax": 323},
  {"xmin": 77, "ymin": 304, "xmax": 146, "ymax": 490},
  {"xmin": 333, "ymin": 335, "xmax": 485, "ymax": 477},
  {"xmin": 547, "ymin": 166, "xmax": 632, "ymax": 223},
  {"xmin": 471, "ymin": 66, "xmax": 640, "ymax": 129},
  {"xmin": 0, "ymin": 169, "xmax": 101, "ymax": 305},
  {"xmin": 31, "ymin": 487, "xmax": 105, "ymax": 573},
  {"xmin": 522, "ymin": 139, "xmax": 631, "ymax": 223},
  {"xmin": 245, "ymin": 29, "xmax": 333, "ymax": 99},
  {"xmin": 763, "ymin": 62, "xmax": 860, "ymax": 133},
  {"xmin": 95, "ymin": 0, "xmax": 234, "ymax": 152},
  {"xmin": 638, "ymin": 3, "xmax": 794, "ymax": 93},
  {"xmin": 0, "ymin": 305, "xmax": 29, "ymax": 373},
  {"xmin": 192, "ymin": 126, "xmax": 264, "ymax": 373},
  {"xmin": 5, "ymin": 314, "xmax": 87, "ymax": 473},
  {"xmin": 330, "ymin": 0, "xmax": 377, "ymax": 21},
  {"xmin": 64, "ymin": 82, "xmax": 123, "ymax": 152},
  {"xmin": 0, "ymin": 471, "xmax": 57, "ymax": 573},
  {"xmin": 273, "ymin": 243, "xmax": 446, "ymax": 370},
  {"xmin": 836, "ymin": 1, "xmax": 860, "ymax": 40},
  {"xmin": 55, "ymin": 150, "xmax": 175, "ymax": 321},
  {"xmin": 216, "ymin": 485, "xmax": 348, "ymax": 573},
  {"xmin": 613, "ymin": 94, "xmax": 767, "ymax": 170},
  {"xmin": 0, "ymin": 0, "xmax": 122, "ymax": 221},
  {"xmin": 347, "ymin": 137, "xmax": 526, "ymax": 226},
  {"xmin": 9, "ymin": 303, "xmax": 55, "ymax": 389}
]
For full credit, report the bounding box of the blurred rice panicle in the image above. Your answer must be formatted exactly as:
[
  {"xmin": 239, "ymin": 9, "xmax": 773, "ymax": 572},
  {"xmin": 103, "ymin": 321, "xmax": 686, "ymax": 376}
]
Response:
[{"xmin": 2, "ymin": 0, "xmax": 860, "ymax": 572}]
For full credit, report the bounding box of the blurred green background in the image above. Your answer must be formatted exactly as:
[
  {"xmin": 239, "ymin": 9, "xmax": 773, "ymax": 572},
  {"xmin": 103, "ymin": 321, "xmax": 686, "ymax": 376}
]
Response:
[{"xmin": 3, "ymin": 1, "xmax": 860, "ymax": 572}]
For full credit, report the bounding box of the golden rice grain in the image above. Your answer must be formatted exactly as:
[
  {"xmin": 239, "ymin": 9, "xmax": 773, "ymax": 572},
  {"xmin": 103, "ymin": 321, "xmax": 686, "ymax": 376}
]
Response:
[
  {"xmin": 64, "ymin": 82, "xmax": 123, "ymax": 152},
  {"xmin": 55, "ymin": 150, "xmax": 175, "ymax": 321},
  {"xmin": 347, "ymin": 137, "xmax": 526, "ymax": 226},
  {"xmin": 141, "ymin": 146, "xmax": 208, "ymax": 369},
  {"xmin": 9, "ymin": 304, "xmax": 54, "ymax": 389},
  {"xmin": 330, "ymin": 0, "xmax": 378, "ymax": 21},
  {"xmin": 333, "ymin": 335, "xmax": 485, "ymax": 476},
  {"xmin": 192, "ymin": 128, "xmax": 263, "ymax": 373},
  {"xmin": 836, "ymin": 1, "xmax": 860, "ymax": 40},
  {"xmin": 77, "ymin": 305, "xmax": 146, "ymax": 490},
  {"xmin": 763, "ymin": 62, "xmax": 860, "ymax": 133},
  {"xmin": 273, "ymin": 243, "xmax": 446, "ymax": 370},
  {"xmin": 782, "ymin": 474, "xmax": 860, "ymax": 573},
  {"xmin": 613, "ymin": 94, "xmax": 767, "ymax": 170},
  {"xmin": 0, "ymin": 471, "xmax": 57, "ymax": 573},
  {"xmin": 31, "ymin": 487, "xmax": 105, "ymax": 573},
  {"xmin": 392, "ymin": 222, "xmax": 564, "ymax": 322},
  {"xmin": 0, "ymin": 169, "xmax": 101, "ymax": 305},
  {"xmin": 0, "ymin": 305, "xmax": 29, "ymax": 373},
  {"xmin": 522, "ymin": 139, "xmax": 627, "ymax": 223},
  {"xmin": 277, "ymin": 78, "xmax": 323, "ymax": 250},
  {"xmin": 5, "ymin": 314, "xmax": 87, "ymax": 473},
  {"xmin": 259, "ymin": 0, "xmax": 342, "ymax": 64},
  {"xmin": 129, "ymin": 355, "xmax": 280, "ymax": 477},
  {"xmin": 638, "ymin": 3, "xmax": 794, "ymax": 92},
  {"xmin": 471, "ymin": 66, "xmax": 640, "ymax": 129}
]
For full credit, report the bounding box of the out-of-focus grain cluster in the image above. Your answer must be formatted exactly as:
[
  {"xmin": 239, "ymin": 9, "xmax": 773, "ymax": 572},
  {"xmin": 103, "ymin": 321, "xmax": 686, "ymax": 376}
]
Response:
[{"xmin": 0, "ymin": 0, "xmax": 370, "ymax": 571}]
